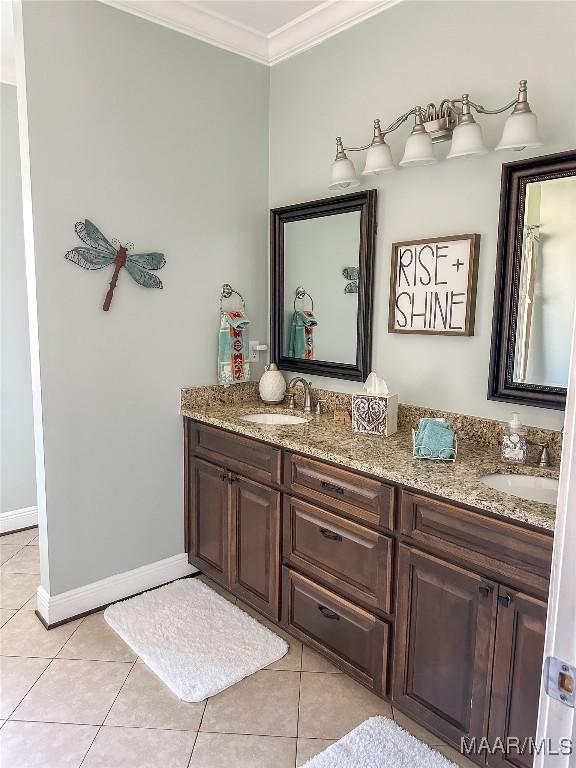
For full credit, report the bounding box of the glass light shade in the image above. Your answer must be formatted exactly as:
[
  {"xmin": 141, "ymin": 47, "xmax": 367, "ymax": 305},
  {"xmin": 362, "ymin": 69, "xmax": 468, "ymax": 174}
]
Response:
[
  {"xmin": 399, "ymin": 130, "xmax": 436, "ymax": 167},
  {"xmin": 446, "ymin": 121, "xmax": 488, "ymax": 159},
  {"xmin": 328, "ymin": 156, "xmax": 360, "ymax": 189},
  {"xmin": 362, "ymin": 141, "xmax": 395, "ymax": 175},
  {"xmin": 496, "ymin": 111, "xmax": 542, "ymax": 151}
]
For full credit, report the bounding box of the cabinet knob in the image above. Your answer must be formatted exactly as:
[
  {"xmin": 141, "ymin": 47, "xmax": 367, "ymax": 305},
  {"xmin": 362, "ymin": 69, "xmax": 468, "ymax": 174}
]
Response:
[
  {"xmin": 318, "ymin": 604, "xmax": 340, "ymax": 621},
  {"xmin": 478, "ymin": 584, "xmax": 493, "ymax": 597},
  {"xmin": 319, "ymin": 527, "xmax": 343, "ymax": 542},
  {"xmin": 320, "ymin": 480, "xmax": 345, "ymax": 495},
  {"xmin": 498, "ymin": 594, "xmax": 511, "ymax": 608}
]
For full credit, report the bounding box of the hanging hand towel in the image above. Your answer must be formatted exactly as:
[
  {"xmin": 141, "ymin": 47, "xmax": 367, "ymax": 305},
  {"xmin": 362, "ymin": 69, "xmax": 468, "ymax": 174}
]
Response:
[
  {"xmin": 218, "ymin": 310, "xmax": 250, "ymax": 386},
  {"xmin": 288, "ymin": 310, "xmax": 317, "ymax": 360}
]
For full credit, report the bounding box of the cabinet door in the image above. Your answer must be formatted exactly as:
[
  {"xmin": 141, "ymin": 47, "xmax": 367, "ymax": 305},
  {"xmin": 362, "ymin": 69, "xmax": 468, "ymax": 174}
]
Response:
[
  {"xmin": 229, "ymin": 475, "xmax": 281, "ymax": 619},
  {"xmin": 487, "ymin": 590, "xmax": 547, "ymax": 768},
  {"xmin": 189, "ymin": 458, "xmax": 229, "ymax": 585},
  {"xmin": 393, "ymin": 545, "xmax": 496, "ymax": 747}
]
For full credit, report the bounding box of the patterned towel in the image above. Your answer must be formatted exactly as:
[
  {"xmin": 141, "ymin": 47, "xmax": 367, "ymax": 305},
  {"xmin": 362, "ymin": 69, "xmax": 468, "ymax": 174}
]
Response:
[
  {"xmin": 288, "ymin": 310, "xmax": 317, "ymax": 360},
  {"xmin": 218, "ymin": 310, "xmax": 250, "ymax": 386}
]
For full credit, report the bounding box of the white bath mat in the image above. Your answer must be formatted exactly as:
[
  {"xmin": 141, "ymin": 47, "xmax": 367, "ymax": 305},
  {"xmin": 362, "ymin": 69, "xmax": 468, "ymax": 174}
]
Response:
[
  {"xmin": 301, "ymin": 716, "xmax": 458, "ymax": 768},
  {"xmin": 104, "ymin": 577, "xmax": 288, "ymax": 702}
]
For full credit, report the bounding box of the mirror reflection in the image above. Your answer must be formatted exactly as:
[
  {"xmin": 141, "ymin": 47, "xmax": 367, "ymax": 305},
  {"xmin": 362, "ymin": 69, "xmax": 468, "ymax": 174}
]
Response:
[
  {"xmin": 282, "ymin": 211, "xmax": 361, "ymax": 365},
  {"xmin": 513, "ymin": 176, "xmax": 576, "ymax": 388}
]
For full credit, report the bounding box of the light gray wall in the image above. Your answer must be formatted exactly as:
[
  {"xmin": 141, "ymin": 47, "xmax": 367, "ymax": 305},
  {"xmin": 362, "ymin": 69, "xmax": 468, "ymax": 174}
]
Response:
[
  {"xmin": 1, "ymin": 82, "xmax": 36, "ymax": 514},
  {"xmin": 269, "ymin": 0, "xmax": 576, "ymax": 429},
  {"xmin": 19, "ymin": 1, "xmax": 269, "ymax": 594}
]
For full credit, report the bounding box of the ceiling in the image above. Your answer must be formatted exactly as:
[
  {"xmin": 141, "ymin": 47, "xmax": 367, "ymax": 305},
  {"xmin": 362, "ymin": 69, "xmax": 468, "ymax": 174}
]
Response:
[
  {"xmin": 192, "ymin": 1, "xmax": 325, "ymax": 36},
  {"xmin": 1, "ymin": 0, "xmax": 401, "ymax": 84}
]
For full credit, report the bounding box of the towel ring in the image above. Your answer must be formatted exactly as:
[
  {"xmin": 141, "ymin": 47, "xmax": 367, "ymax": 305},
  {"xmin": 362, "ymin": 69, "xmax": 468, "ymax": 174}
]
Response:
[
  {"xmin": 294, "ymin": 286, "xmax": 314, "ymax": 312},
  {"xmin": 220, "ymin": 283, "xmax": 245, "ymax": 311}
]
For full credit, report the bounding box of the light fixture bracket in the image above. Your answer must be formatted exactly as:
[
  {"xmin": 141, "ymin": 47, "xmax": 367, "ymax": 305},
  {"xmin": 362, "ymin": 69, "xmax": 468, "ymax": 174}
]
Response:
[{"xmin": 422, "ymin": 115, "xmax": 454, "ymax": 143}]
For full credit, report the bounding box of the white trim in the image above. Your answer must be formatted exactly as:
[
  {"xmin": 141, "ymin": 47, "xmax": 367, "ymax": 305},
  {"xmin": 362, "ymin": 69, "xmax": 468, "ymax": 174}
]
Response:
[
  {"xmin": 98, "ymin": 0, "xmax": 402, "ymax": 66},
  {"xmin": 36, "ymin": 553, "xmax": 198, "ymax": 626},
  {"xmin": 13, "ymin": 0, "xmax": 52, "ymax": 593},
  {"xmin": 0, "ymin": 506, "xmax": 38, "ymax": 534},
  {"xmin": 268, "ymin": 0, "xmax": 403, "ymax": 65}
]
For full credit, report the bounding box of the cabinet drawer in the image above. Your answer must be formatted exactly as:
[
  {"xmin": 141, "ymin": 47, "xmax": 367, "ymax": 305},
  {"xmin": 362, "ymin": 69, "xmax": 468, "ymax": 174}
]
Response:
[
  {"xmin": 283, "ymin": 496, "xmax": 393, "ymax": 614},
  {"xmin": 285, "ymin": 453, "xmax": 394, "ymax": 531},
  {"xmin": 283, "ymin": 568, "xmax": 389, "ymax": 694},
  {"xmin": 190, "ymin": 422, "xmax": 281, "ymax": 485},
  {"xmin": 400, "ymin": 491, "xmax": 553, "ymax": 586}
]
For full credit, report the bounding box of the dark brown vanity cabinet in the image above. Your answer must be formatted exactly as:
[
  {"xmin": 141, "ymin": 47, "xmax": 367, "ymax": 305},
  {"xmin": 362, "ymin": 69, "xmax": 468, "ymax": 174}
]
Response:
[
  {"xmin": 187, "ymin": 424, "xmax": 282, "ymax": 619},
  {"xmin": 189, "ymin": 458, "xmax": 230, "ymax": 584},
  {"xmin": 394, "ymin": 546, "xmax": 496, "ymax": 745},
  {"xmin": 185, "ymin": 419, "xmax": 552, "ymax": 766},
  {"xmin": 487, "ymin": 590, "xmax": 547, "ymax": 768},
  {"xmin": 229, "ymin": 475, "xmax": 281, "ymax": 619},
  {"xmin": 395, "ymin": 492, "xmax": 551, "ymax": 766}
]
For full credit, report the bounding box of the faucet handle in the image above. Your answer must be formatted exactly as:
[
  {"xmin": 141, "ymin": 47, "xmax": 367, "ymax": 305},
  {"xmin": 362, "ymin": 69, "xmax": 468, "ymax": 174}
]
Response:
[
  {"xmin": 287, "ymin": 393, "xmax": 296, "ymax": 409},
  {"xmin": 538, "ymin": 444, "xmax": 551, "ymax": 468},
  {"xmin": 315, "ymin": 399, "xmax": 327, "ymax": 415}
]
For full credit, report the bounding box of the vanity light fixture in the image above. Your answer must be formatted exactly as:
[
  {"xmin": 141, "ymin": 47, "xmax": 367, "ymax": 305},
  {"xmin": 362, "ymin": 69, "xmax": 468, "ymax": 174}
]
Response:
[{"xmin": 329, "ymin": 80, "xmax": 542, "ymax": 189}]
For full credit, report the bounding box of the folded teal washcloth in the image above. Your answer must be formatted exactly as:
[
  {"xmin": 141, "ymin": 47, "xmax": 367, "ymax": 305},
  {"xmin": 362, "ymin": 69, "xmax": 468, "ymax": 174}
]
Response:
[{"xmin": 415, "ymin": 418, "xmax": 455, "ymax": 459}]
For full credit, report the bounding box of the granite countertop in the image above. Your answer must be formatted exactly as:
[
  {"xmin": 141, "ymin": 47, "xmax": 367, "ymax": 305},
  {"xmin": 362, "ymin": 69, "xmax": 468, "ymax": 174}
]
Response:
[{"xmin": 181, "ymin": 399, "xmax": 558, "ymax": 533}]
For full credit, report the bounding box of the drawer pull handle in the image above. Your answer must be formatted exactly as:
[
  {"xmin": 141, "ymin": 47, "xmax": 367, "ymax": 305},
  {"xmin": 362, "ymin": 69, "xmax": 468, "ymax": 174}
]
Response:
[
  {"xmin": 318, "ymin": 605, "xmax": 340, "ymax": 621},
  {"xmin": 478, "ymin": 584, "xmax": 493, "ymax": 597},
  {"xmin": 321, "ymin": 481, "xmax": 345, "ymax": 495},
  {"xmin": 319, "ymin": 528, "xmax": 343, "ymax": 542},
  {"xmin": 498, "ymin": 594, "xmax": 511, "ymax": 608}
]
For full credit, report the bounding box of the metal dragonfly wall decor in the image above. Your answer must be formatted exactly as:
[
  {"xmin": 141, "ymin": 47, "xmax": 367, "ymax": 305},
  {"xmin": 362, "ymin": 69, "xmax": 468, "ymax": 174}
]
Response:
[{"xmin": 65, "ymin": 219, "xmax": 166, "ymax": 311}]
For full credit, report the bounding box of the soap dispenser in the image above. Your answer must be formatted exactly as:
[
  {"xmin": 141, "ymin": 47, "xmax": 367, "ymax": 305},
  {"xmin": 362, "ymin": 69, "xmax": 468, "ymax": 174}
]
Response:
[{"xmin": 501, "ymin": 412, "xmax": 528, "ymax": 463}]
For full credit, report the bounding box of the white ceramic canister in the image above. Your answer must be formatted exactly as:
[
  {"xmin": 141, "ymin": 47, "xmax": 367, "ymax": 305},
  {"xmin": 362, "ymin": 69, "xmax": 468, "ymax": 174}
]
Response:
[{"xmin": 258, "ymin": 363, "xmax": 287, "ymax": 404}]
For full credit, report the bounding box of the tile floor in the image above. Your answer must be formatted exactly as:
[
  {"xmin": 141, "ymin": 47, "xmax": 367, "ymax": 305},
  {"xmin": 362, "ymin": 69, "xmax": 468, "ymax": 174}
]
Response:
[{"xmin": 0, "ymin": 528, "xmax": 476, "ymax": 767}]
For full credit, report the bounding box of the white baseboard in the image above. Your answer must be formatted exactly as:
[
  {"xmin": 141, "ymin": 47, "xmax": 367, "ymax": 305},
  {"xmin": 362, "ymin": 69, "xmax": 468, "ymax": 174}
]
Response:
[
  {"xmin": 36, "ymin": 553, "xmax": 198, "ymax": 626},
  {"xmin": 0, "ymin": 506, "xmax": 38, "ymax": 534}
]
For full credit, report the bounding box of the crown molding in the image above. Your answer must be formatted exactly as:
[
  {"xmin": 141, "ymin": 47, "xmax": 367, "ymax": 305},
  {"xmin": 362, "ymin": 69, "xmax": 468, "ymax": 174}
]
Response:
[
  {"xmin": 268, "ymin": 0, "xmax": 403, "ymax": 65},
  {"xmin": 100, "ymin": 0, "xmax": 403, "ymax": 66}
]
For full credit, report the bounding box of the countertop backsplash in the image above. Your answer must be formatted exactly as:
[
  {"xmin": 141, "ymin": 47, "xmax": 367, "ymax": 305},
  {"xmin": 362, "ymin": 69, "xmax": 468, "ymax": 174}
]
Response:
[{"xmin": 180, "ymin": 383, "xmax": 563, "ymax": 465}]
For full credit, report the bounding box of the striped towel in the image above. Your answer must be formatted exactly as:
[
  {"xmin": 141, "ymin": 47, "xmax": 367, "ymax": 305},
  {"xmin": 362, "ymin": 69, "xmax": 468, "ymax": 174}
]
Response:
[{"xmin": 218, "ymin": 310, "xmax": 250, "ymax": 386}]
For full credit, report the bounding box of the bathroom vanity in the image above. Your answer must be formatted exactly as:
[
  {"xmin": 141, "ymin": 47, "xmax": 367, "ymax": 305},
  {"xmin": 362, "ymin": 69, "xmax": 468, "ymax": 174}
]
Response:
[{"xmin": 182, "ymin": 394, "xmax": 556, "ymax": 768}]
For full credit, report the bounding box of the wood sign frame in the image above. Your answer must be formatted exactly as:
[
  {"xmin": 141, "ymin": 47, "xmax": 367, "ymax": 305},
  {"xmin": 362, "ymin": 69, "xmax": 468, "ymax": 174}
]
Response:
[{"xmin": 388, "ymin": 233, "xmax": 480, "ymax": 336}]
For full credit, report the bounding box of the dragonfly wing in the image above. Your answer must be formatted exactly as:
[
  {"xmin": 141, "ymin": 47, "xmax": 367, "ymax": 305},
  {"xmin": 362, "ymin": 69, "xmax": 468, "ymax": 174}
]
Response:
[
  {"xmin": 75, "ymin": 220, "xmax": 116, "ymax": 255},
  {"xmin": 127, "ymin": 252, "xmax": 166, "ymax": 270},
  {"xmin": 124, "ymin": 260, "xmax": 163, "ymax": 289},
  {"xmin": 65, "ymin": 246, "xmax": 116, "ymax": 270}
]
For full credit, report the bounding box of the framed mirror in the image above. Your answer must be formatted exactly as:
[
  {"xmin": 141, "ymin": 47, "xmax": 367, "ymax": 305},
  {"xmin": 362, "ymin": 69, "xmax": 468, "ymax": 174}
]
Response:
[
  {"xmin": 271, "ymin": 190, "xmax": 377, "ymax": 381},
  {"xmin": 489, "ymin": 150, "xmax": 576, "ymax": 409}
]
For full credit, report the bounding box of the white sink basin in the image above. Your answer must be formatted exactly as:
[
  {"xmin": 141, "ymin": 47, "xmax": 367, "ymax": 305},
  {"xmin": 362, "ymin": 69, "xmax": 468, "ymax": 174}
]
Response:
[
  {"xmin": 240, "ymin": 413, "xmax": 309, "ymax": 426},
  {"xmin": 481, "ymin": 473, "xmax": 558, "ymax": 505}
]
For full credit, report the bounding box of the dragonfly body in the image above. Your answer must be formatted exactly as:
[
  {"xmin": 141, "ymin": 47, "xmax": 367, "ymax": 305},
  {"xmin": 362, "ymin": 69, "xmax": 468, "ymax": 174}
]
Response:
[{"xmin": 65, "ymin": 220, "xmax": 165, "ymax": 311}]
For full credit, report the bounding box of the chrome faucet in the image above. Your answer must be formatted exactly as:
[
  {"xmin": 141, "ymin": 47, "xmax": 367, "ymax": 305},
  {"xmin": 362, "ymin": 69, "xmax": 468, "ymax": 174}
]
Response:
[
  {"xmin": 528, "ymin": 440, "xmax": 551, "ymax": 468},
  {"xmin": 288, "ymin": 377, "xmax": 313, "ymax": 413}
]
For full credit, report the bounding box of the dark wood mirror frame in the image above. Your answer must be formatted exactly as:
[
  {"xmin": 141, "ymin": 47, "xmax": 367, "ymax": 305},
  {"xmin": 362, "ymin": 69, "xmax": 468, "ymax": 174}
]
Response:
[
  {"xmin": 270, "ymin": 190, "xmax": 377, "ymax": 382},
  {"xmin": 488, "ymin": 149, "xmax": 576, "ymax": 410}
]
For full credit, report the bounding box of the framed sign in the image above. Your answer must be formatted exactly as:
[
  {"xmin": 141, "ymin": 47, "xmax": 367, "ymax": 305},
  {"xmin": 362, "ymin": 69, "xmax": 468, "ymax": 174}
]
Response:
[{"xmin": 389, "ymin": 233, "xmax": 480, "ymax": 336}]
